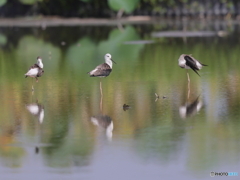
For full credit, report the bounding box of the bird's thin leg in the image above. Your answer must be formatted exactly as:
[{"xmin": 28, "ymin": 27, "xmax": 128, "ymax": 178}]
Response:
[
  {"xmin": 100, "ymin": 79, "xmax": 103, "ymax": 112},
  {"xmin": 100, "ymin": 79, "xmax": 103, "ymax": 97},
  {"xmin": 187, "ymin": 70, "xmax": 190, "ymax": 99},
  {"xmin": 187, "ymin": 70, "xmax": 190, "ymax": 83},
  {"xmin": 187, "ymin": 83, "xmax": 190, "ymax": 100},
  {"xmin": 100, "ymin": 92, "xmax": 103, "ymax": 112}
]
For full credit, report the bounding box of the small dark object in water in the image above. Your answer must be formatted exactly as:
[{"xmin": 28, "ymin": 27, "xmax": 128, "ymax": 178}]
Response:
[
  {"xmin": 123, "ymin": 104, "xmax": 130, "ymax": 111},
  {"xmin": 35, "ymin": 147, "xmax": 39, "ymax": 154}
]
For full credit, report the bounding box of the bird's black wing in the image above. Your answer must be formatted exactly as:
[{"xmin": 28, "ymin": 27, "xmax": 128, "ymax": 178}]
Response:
[
  {"xmin": 200, "ymin": 63, "xmax": 208, "ymax": 66},
  {"xmin": 93, "ymin": 68, "xmax": 111, "ymax": 77},
  {"xmin": 88, "ymin": 63, "xmax": 112, "ymax": 77},
  {"xmin": 37, "ymin": 68, "xmax": 44, "ymax": 77},
  {"xmin": 29, "ymin": 63, "xmax": 40, "ymax": 70},
  {"xmin": 184, "ymin": 55, "xmax": 201, "ymax": 76}
]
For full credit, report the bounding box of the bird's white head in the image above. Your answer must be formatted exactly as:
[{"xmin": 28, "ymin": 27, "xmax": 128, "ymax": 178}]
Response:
[
  {"xmin": 37, "ymin": 56, "xmax": 43, "ymax": 69},
  {"xmin": 104, "ymin": 53, "xmax": 116, "ymax": 69}
]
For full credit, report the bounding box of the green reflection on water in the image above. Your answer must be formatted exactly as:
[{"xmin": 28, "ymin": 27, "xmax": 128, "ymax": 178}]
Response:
[{"xmin": 0, "ymin": 24, "xmax": 240, "ymax": 174}]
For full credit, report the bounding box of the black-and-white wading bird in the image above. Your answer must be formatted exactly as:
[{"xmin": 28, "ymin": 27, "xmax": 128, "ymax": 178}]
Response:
[
  {"xmin": 88, "ymin": 53, "xmax": 116, "ymax": 78},
  {"xmin": 88, "ymin": 53, "xmax": 116, "ymax": 97},
  {"xmin": 178, "ymin": 54, "xmax": 207, "ymax": 82},
  {"xmin": 25, "ymin": 57, "xmax": 44, "ymax": 90}
]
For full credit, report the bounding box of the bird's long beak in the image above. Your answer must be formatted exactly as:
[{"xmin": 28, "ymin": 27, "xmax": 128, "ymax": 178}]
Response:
[{"xmin": 111, "ymin": 58, "xmax": 116, "ymax": 64}]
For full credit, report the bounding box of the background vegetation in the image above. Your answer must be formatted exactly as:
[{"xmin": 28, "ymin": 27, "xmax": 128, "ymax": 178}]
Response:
[{"xmin": 0, "ymin": 0, "xmax": 239, "ymax": 18}]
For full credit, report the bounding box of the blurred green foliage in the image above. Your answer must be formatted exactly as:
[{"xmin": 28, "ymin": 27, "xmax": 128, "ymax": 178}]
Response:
[
  {"xmin": 108, "ymin": 0, "xmax": 140, "ymax": 13},
  {"xmin": 0, "ymin": 0, "xmax": 6, "ymax": 6},
  {"xmin": 19, "ymin": 0, "xmax": 40, "ymax": 5},
  {"xmin": 0, "ymin": 0, "xmax": 238, "ymax": 17}
]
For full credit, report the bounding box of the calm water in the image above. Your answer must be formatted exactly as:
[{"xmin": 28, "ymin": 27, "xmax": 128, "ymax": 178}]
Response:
[{"xmin": 0, "ymin": 20, "xmax": 240, "ymax": 180}]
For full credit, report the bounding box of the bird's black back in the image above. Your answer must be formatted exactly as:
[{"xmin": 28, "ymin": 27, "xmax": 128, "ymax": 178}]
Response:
[{"xmin": 184, "ymin": 55, "xmax": 201, "ymax": 76}]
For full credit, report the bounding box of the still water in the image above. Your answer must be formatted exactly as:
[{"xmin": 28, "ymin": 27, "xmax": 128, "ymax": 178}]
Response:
[{"xmin": 0, "ymin": 20, "xmax": 240, "ymax": 180}]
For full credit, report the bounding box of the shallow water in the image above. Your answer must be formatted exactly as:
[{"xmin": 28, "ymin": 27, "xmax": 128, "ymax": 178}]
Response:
[{"xmin": 0, "ymin": 20, "xmax": 240, "ymax": 180}]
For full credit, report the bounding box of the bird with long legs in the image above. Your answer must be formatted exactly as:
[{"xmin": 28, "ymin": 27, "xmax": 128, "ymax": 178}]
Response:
[
  {"xmin": 178, "ymin": 54, "xmax": 207, "ymax": 98},
  {"xmin": 178, "ymin": 54, "xmax": 207, "ymax": 81},
  {"xmin": 25, "ymin": 57, "xmax": 44, "ymax": 91},
  {"xmin": 88, "ymin": 53, "xmax": 116, "ymax": 101}
]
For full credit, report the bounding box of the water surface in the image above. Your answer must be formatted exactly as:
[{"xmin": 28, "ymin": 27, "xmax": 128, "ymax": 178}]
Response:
[{"xmin": 0, "ymin": 20, "xmax": 239, "ymax": 180}]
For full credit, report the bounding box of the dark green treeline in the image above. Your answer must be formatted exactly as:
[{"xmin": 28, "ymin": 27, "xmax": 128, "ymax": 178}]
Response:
[{"xmin": 0, "ymin": 0, "xmax": 239, "ymax": 18}]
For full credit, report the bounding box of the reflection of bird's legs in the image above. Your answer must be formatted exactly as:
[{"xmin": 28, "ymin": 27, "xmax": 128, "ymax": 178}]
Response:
[
  {"xmin": 187, "ymin": 82, "xmax": 190, "ymax": 100},
  {"xmin": 32, "ymin": 78, "xmax": 34, "ymax": 91},
  {"xmin": 31, "ymin": 89, "xmax": 34, "ymax": 97},
  {"xmin": 100, "ymin": 92, "xmax": 103, "ymax": 112},
  {"xmin": 100, "ymin": 79, "xmax": 103, "ymax": 112}
]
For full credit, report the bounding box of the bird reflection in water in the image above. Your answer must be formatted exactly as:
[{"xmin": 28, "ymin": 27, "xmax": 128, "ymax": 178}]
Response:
[
  {"xmin": 26, "ymin": 101, "xmax": 44, "ymax": 124},
  {"xmin": 90, "ymin": 115, "xmax": 113, "ymax": 141},
  {"xmin": 26, "ymin": 101, "xmax": 45, "ymax": 154},
  {"xmin": 179, "ymin": 96, "xmax": 203, "ymax": 119},
  {"xmin": 90, "ymin": 97, "xmax": 113, "ymax": 141}
]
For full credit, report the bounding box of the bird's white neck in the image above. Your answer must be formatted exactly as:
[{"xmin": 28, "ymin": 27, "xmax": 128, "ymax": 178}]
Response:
[
  {"xmin": 105, "ymin": 58, "xmax": 113, "ymax": 68},
  {"xmin": 37, "ymin": 59, "xmax": 43, "ymax": 68}
]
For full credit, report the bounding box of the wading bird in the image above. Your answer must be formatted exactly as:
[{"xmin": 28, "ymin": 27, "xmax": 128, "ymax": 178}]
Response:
[
  {"xmin": 25, "ymin": 57, "xmax": 44, "ymax": 91},
  {"xmin": 88, "ymin": 53, "xmax": 116, "ymax": 97},
  {"xmin": 88, "ymin": 53, "xmax": 116, "ymax": 78},
  {"xmin": 178, "ymin": 54, "xmax": 207, "ymax": 82}
]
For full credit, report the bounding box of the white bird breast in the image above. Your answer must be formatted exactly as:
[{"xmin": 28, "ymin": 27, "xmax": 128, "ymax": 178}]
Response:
[
  {"xmin": 26, "ymin": 68, "xmax": 38, "ymax": 76},
  {"xmin": 38, "ymin": 60, "xmax": 43, "ymax": 69},
  {"xmin": 179, "ymin": 60, "xmax": 190, "ymax": 69},
  {"xmin": 105, "ymin": 59, "xmax": 112, "ymax": 68}
]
